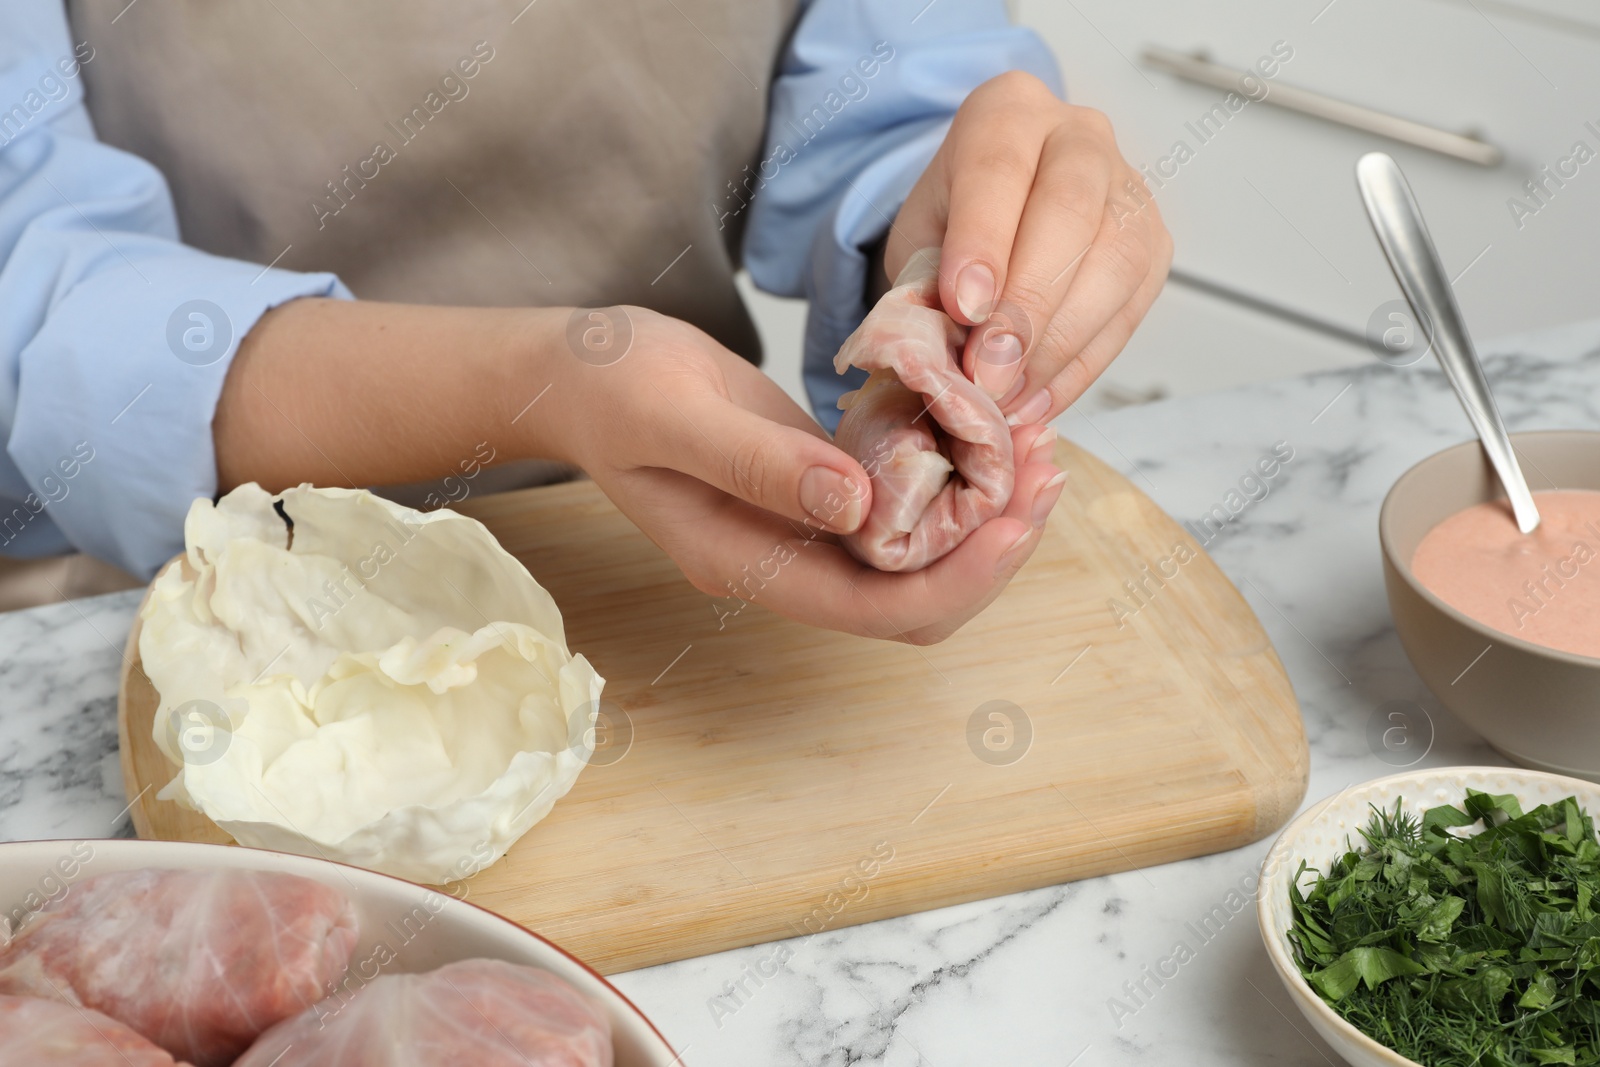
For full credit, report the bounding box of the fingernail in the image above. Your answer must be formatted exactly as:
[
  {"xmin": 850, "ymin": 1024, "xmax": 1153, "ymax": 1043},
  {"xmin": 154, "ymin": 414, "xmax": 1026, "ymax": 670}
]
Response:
[
  {"xmin": 974, "ymin": 331, "xmax": 1023, "ymax": 398},
  {"xmin": 800, "ymin": 467, "xmax": 863, "ymax": 532},
  {"xmin": 954, "ymin": 262, "xmax": 996, "ymax": 322},
  {"xmin": 1006, "ymin": 390, "xmax": 1051, "ymax": 427},
  {"xmin": 1032, "ymin": 470, "xmax": 1068, "ymax": 527},
  {"xmin": 996, "ymin": 528, "xmax": 1034, "ymax": 575},
  {"xmin": 1027, "ymin": 427, "xmax": 1057, "ymax": 465}
]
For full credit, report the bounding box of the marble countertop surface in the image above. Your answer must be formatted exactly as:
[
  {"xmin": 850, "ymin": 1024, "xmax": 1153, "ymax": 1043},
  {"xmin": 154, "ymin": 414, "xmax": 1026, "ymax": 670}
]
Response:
[{"xmin": 4, "ymin": 319, "xmax": 1600, "ymax": 1066}]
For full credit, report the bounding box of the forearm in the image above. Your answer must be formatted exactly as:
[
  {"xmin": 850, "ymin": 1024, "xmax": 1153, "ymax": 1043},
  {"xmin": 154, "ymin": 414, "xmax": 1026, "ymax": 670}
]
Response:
[{"xmin": 213, "ymin": 298, "xmax": 566, "ymax": 493}]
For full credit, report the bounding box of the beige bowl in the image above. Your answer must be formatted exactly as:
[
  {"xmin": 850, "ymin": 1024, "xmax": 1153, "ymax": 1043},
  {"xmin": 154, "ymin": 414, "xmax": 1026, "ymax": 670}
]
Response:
[
  {"xmin": 0, "ymin": 839, "xmax": 680, "ymax": 1065},
  {"xmin": 1380, "ymin": 430, "xmax": 1600, "ymax": 778},
  {"xmin": 1257, "ymin": 766, "xmax": 1600, "ymax": 1067}
]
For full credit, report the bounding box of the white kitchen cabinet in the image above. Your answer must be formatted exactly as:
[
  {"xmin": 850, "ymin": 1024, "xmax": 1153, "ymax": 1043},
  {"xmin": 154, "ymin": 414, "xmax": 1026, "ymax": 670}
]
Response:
[
  {"xmin": 1014, "ymin": 0, "xmax": 1600, "ymax": 343},
  {"xmin": 1071, "ymin": 275, "xmax": 1370, "ymax": 411},
  {"xmin": 749, "ymin": 0, "xmax": 1600, "ymax": 418},
  {"xmin": 1472, "ymin": 0, "xmax": 1600, "ymax": 34}
]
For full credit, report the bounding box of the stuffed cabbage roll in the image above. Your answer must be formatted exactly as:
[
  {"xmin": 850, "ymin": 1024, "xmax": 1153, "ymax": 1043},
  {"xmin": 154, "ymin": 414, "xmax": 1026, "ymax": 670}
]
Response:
[
  {"xmin": 234, "ymin": 958, "xmax": 612, "ymax": 1067},
  {"xmin": 0, "ymin": 994, "xmax": 186, "ymax": 1066},
  {"xmin": 834, "ymin": 248, "xmax": 1014, "ymax": 571},
  {"xmin": 0, "ymin": 867, "xmax": 358, "ymax": 1067}
]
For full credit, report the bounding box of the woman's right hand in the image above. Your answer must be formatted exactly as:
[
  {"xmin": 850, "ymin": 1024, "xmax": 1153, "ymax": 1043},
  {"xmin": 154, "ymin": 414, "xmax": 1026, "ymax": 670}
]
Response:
[{"xmin": 536, "ymin": 306, "xmax": 1065, "ymax": 644}]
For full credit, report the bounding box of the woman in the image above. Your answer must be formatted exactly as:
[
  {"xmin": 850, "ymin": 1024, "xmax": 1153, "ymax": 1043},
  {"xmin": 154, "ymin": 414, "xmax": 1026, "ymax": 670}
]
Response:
[{"xmin": 0, "ymin": 0, "xmax": 1169, "ymax": 641}]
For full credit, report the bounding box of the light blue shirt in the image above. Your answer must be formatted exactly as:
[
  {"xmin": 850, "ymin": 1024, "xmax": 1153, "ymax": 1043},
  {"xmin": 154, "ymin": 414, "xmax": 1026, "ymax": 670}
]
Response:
[
  {"xmin": 0, "ymin": 0, "xmax": 1059, "ymax": 579},
  {"xmin": 745, "ymin": 0, "xmax": 1061, "ymax": 432}
]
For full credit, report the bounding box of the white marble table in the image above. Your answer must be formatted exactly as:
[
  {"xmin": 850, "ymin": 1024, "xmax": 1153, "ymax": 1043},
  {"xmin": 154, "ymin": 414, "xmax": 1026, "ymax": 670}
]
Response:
[{"xmin": 4, "ymin": 320, "xmax": 1600, "ymax": 1066}]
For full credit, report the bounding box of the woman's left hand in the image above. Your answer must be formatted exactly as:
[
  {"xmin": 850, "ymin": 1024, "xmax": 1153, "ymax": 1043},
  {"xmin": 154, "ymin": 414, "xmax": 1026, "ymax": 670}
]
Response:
[{"xmin": 884, "ymin": 71, "xmax": 1174, "ymax": 426}]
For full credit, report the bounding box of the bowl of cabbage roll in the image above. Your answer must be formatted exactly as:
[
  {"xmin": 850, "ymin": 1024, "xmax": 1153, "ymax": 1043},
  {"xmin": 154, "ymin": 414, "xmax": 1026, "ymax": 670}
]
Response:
[{"xmin": 0, "ymin": 839, "xmax": 680, "ymax": 1066}]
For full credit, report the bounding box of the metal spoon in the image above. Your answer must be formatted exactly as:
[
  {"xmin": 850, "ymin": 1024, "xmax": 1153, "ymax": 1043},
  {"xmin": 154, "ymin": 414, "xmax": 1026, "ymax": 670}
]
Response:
[{"xmin": 1356, "ymin": 151, "xmax": 1541, "ymax": 533}]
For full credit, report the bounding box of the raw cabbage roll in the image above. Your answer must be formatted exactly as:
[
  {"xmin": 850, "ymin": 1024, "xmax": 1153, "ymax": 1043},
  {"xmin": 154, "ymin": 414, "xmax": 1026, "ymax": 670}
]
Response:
[
  {"xmin": 0, "ymin": 867, "xmax": 358, "ymax": 1067},
  {"xmin": 234, "ymin": 958, "xmax": 612, "ymax": 1067},
  {"xmin": 834, "ymin": 248, "xmax": 1014, "ymax": 571},
  {"xmin": 0, "ymin": 994, "xmax": 186, "ymax": 1066}
]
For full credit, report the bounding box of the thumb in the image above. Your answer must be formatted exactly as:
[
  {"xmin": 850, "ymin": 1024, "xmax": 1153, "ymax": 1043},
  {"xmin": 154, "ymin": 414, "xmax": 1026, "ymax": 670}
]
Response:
[{"xmin": 658, "ymin": 393, "xmax": 872, "ymax": 534}]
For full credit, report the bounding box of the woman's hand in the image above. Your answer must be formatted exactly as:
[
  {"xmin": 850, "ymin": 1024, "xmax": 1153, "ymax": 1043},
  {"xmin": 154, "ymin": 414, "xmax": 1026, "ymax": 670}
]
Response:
[
  {"xmin": 539, "ymin": 307, "xmax": 1065, "ymax": 643},
  {"xmin": 216, "ymin": 298, "xmax": 1064, "ymax": 643},
  {"xmin": 885, "ymin": 71, "xmax": 1174, "ymax": 426}
]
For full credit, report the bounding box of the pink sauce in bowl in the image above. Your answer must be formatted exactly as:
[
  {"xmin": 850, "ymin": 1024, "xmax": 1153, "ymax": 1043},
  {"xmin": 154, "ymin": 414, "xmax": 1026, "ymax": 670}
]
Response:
[{"xmin": 1411, "ymin": 490, "xmax": 1600, "ymax": 660}]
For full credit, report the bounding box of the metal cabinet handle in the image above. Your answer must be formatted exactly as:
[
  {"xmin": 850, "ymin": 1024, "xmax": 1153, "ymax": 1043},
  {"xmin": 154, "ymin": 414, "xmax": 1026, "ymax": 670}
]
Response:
[{"xmin": 1141, "ymin": 46, "xmax": 1502, "ymax": 167}]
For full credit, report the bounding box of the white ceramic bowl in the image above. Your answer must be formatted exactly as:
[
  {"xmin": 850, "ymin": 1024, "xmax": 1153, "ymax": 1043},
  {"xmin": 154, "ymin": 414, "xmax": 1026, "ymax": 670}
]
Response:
[
  {"xmin": 0, "ymin": 839, "xmax": 680, "ymax": 1066},
  {"xmin": 1256, "ymin": 766, "xmax": 1600, "ymax": 1067}
]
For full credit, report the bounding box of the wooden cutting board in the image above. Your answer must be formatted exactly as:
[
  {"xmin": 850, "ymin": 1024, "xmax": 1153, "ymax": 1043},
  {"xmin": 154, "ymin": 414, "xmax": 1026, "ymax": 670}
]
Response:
[{"xmin": 118, "ymin": 440, "xmax": 1307, "ymax": 974}]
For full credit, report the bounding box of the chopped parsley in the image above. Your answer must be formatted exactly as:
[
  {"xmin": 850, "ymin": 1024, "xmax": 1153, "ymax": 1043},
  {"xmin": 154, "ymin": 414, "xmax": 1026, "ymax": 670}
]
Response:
[{"xmin": 1289, "ymin": 790, "xmax": 1600, "ymax": 1066}]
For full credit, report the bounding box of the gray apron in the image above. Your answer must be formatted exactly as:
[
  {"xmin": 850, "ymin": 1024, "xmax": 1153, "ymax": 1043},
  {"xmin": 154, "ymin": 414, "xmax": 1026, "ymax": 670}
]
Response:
[{"xmin": 0, "ymin": 0, "xmax": 798, "ymax": 611}]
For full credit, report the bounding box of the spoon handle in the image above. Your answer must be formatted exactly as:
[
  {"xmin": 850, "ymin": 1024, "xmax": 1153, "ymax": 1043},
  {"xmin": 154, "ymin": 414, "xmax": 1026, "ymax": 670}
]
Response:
[{"xmin": 1356, "ymin": 151, "xmax": 1542, "ymax": 534}]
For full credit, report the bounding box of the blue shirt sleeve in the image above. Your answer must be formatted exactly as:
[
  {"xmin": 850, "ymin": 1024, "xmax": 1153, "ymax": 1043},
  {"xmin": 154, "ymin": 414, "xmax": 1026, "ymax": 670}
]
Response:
[
  {"xmin": 740, "ymin": 0, "xmax": 1062, "ymax": 432},
  {"xmin": 0, "ymin": 3, "xmax": 349, "ymax": 579}
]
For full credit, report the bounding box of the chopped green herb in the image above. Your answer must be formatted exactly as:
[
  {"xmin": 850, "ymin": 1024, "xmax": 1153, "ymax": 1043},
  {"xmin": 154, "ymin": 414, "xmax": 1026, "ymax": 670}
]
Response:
[{"xmin": 1288, "ymin": 790, "xmax": 1600, "ymax": 1066}]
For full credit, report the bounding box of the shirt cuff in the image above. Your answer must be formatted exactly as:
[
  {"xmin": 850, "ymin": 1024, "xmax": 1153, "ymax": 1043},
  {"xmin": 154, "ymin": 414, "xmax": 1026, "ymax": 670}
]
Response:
[
  {"xmin": 801, "ymin": 119, "xmax": 948, "ymax": 433},
  {"xmin": 7, "ymin": 253, "xmax": 349, "ymax": 578}
]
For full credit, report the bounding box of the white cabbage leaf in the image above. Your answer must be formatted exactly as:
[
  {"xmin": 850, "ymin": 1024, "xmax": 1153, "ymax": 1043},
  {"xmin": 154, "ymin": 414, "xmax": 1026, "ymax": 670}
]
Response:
[{"xmin": 138, "ymin": 484, "xmax": 604, "ymax": 884}]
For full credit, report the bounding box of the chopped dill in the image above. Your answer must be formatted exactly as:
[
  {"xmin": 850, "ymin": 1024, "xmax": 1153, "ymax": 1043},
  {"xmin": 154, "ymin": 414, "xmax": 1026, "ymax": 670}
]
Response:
[{"xmin": 1289, "ymin": 790, "xmax": 1600, "ymax": 1066}]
